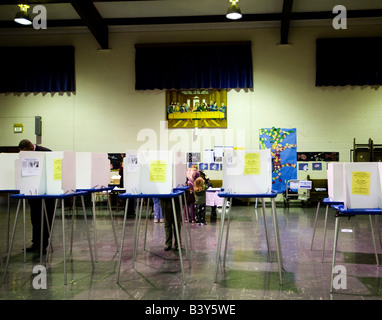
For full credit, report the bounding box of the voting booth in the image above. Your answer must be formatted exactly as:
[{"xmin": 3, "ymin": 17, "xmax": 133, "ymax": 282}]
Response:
[
  {"xmin": 0, "ymin": 153, "xmax": 19, "ymax": 190},
  {"xmin": 343, "ymin": 162, "xmax": 382, "ymax": 209},
  {"xmin": 15, "ymin": 151, "xmax": 48, "ymax": 195},
  {"xmin": 222, "ymin": 149, "xmax": 272, "ymax": 194},
  {"xmin": 327, "ymin": 162, "xmax": 346, "ymax": 203},
  {"xmin": 45, "ymin": 151, "xmax": 76, "ymax": 194},
  {"xmin": 328, "ymin": 162, "xmax": 382, "ymax": 209},
  {"xmin": 75, "ymin": 152, "xmax": 110, "ymax": 190},
  {"xmin": 123, "ymin": 150, "xmax": 187, "ymax": 194}
]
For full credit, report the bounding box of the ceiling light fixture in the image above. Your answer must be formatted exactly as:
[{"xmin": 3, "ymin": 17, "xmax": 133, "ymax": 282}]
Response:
[
  {"xmin": 14, "ymin": 4, "xmax": 32, "ymax": 25},
  {"xmin": 226, "ymin": 0, "xmax": 242, "ymax": 20}
]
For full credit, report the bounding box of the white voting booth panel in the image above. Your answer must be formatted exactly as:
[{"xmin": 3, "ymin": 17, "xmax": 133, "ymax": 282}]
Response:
[
  {"xmin": 124, "ymin": 150, "xmax": 186, "ymax": 194},
  {"xmin": 76, "ymin": 152, "xmax": 110, "ymax": 189},
  {"xmin": 123, "ymin": 150, "xmax": 141, "ymax": 194},
  {"xmin": 343, "ymin": 162, "xmax": 382, "ymax": 209},
  {"xmin": 45, "ymin": 151, "xmax": 76, "ymax": 194},
  {"xmin": 222, "ymin": 149, "xmax": 272, "ymax": 194},
  {"xmin": 0, "ymin": 153, "xmax": 19, "ymax": 190},
  {"xmin": 15, "ymin": 151, "xmax": 48, "ymax": 195},
  {"xmin": 173, "ymin": 151, "xmax": 187, "ymax": 188},
  {"xmin": 327, "ymin": 162, "xmax": 346, "ymax": 203}
]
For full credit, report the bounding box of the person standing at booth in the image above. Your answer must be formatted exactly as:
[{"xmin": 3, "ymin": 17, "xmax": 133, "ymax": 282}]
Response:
[
  {"xmin": 184, "ymin": 164, "xmax": 199, "ymax": 223},
  {"xmin": 160, "ymin": 197, "xmax": 181, "ymax": 251},
  {"xmin": 18, "ymin": 139, "xmax": 55, "ymax": 254}
]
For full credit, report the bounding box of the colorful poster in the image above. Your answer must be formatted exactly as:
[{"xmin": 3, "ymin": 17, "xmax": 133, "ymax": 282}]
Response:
[{"xmin": 259, "ymin": 127, "xmax": 297, "ymax": 193}]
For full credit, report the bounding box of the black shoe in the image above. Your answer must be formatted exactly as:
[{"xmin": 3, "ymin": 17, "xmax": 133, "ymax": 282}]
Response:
[
  {"xmin": 164, "ymin": 245, "xmax": 171, "ymax": 251},
  {"xmin": 24, "ymin": 245, "xmax": 46, "ymax": 254},
  {"xmin": 25, "ymin": 245, "xmax": 39, "ymax": 253}
]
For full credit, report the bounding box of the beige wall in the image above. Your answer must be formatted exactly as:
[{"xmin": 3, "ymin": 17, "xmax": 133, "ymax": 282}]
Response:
[{"xmin": 1, "ymin": 24, "xmax": 382, "ymax": 180}]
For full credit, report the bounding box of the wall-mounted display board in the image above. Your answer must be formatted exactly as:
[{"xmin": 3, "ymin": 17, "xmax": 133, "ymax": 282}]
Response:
[{"xmin": 223, "ymin": 149, "xmax": 272, "ymax": 194}]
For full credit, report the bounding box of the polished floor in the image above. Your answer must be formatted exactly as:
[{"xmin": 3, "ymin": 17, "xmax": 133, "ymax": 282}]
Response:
[{"xmin": 0, "ymin": 198, "xmax": 382, "ymax": 301}]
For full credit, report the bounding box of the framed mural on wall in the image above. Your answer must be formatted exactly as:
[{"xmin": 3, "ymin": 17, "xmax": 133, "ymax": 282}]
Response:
[{"xmin": 166, "ymin": 89, "xmax": 227, "ymax": 128}]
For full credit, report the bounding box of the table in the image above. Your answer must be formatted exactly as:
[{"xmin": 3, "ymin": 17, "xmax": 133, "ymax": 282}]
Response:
[
  {"xmin": 116, "ymin": 189, "xmax": 190, "ymax": 285},
  {"xmin": 311, "ymin": 197, "xmax": 344, "ymax": 262},
  {"xmin": 330, "ymin": 205, "xmax": 382, "ymax": 292},
  {"xmin": 3, "ymin": 191, "xmax": 94, "ymax": 285},
  {"xmin": 215, "ymin": 191, "xmax": 283, "ymax": 285},
  {"xmin": 77, "ymin": 187, "xmax": 119, "ymax": 262}
]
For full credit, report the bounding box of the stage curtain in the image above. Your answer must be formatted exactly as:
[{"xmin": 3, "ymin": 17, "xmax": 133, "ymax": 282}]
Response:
[
  {"xmin": 316, "ymin": 37, "xmax": 382, "ymax": 86},
  {"xmin": 135, "ymin": 42, "xmax": 253, "ymax": 90},
  {"xmin": 0, "ymin": 46, "xmax": 75, "ymax": 93}
]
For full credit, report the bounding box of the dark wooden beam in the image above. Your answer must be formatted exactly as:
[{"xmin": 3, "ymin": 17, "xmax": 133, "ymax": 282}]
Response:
[
  {"xmin": 1, "ymin": 9, "xmax": 382, "ymax": 29},
  {"xmin": 70, "ymin": 0, "xmax": 109, "ymax": 49},
  {"xmin": 280, "ymin": 0, "xmax": 293, "ymax": 44},
  {"xmin": 1, "ymin": 0, "xmax": 69, "ymax": 4}
]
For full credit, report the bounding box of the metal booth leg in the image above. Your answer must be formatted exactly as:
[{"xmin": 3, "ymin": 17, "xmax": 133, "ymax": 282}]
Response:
[
  {"xmin": 261, "ymin": 198, "xmax": 272, "ymax": 262},
  {"xmin": 2, "ymin": 199, "xmax": 21, "ymax": 284},
  {"xmin": 61, "ymin": 199, "xmax": 67, "ymax": 285},
  {"xmin": 223, "ymin": 198, "xmax": 232, "ymax": 268},
  {"xmin": 369, "ymin": 215, "xmax": 379, "ymax": 266},
  {"xmin": 80, "ymin": 195, "xmax": 95, "ymax": 268},
  {"xmin": 178, "ymin": 194, "xmax": 190, "ymax": 266},
  {"xmin": 310, "ymin": 200, "xmax": 321, "ymax": 250},
  {"xmin": 214, "ymin": 197, "xmax": 227, "ymax": 283},
  {"xmin": 321, "ymin": 204, "xmax": 329, "ymax": 263},
  {"xmin": 183, "ymin": 192, "xmax": 192, "ymax": 251},
  {"xmin": 330, "ymin": 215, "xmax": 340, "ymax": 293},
  {"xmin": 116, "ymin": 199, "xmax": 129, "ymax": 284},
  {"xmin": 143, "ymin": 198, "xmax": 150, "ymax": 251},
  {"xmin": 171, "ymin": 197, "xmax": 186, "ymax": 285},
  {"xmin": 22, "ymin": 199, "xmax": 26, "ymax": 263},
  {"xmin": 133, "ymin": 198, "xmax": 144, "ymax": 268},
  {"xmin": 271, "ymin": 198, "xmax": 283, "ymax": 285},
  {"xmin": 107, "ymin": 193, "xmax": 119, "ymax": 253},
  {"xmin": 91, "ymin": 192, "xmax": 98, "ymax": 263}
]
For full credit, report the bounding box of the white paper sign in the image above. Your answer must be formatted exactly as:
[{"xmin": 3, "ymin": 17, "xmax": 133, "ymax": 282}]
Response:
[{"xmin": 21, "ymin": 158, "xmax": 40, "ymax": 176}]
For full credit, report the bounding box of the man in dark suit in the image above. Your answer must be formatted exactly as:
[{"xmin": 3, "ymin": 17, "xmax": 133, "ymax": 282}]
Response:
[{"xmin": 18, "ymin": 139, "xmax": 55, "ymax": 254}]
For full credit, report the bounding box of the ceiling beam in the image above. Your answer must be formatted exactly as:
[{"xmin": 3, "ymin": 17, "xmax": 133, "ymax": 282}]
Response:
[
  {"xmin": 0, "ymin": 9, "xmax": 381, "ymax": 29},
  {"xmin": 280, "ymin": 0, "xmax": 293, "ymax": 44},
  {"xmin": 69, "ymin": 0, "xmax": 109, "ymax": 49}
]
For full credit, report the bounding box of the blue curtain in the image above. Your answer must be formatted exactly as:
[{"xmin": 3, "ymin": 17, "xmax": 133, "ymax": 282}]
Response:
[
  {"xmin": 0, "ymin": 46, "xmax": 75, "ymax": 93},
  {"xmin": 135, "ymin": 42, "xmax": 253, "ymax": 90},
  {"xmin": 316, "ymin": 37, "xmax": 382, "ymax": 86}
]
